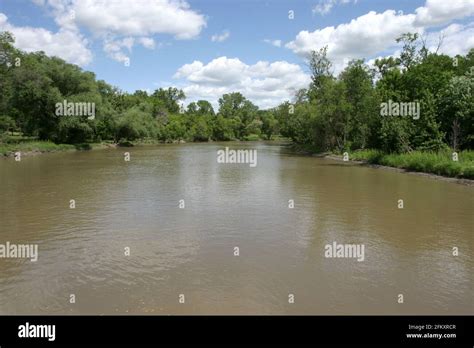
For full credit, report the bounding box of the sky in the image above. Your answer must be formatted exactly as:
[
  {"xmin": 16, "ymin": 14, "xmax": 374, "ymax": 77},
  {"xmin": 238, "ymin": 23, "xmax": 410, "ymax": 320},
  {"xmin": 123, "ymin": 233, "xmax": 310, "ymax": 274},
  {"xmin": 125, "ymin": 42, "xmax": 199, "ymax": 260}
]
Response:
[{"xmin": 1, "ymin": 0, "xmax": 474, "ymax": 109}]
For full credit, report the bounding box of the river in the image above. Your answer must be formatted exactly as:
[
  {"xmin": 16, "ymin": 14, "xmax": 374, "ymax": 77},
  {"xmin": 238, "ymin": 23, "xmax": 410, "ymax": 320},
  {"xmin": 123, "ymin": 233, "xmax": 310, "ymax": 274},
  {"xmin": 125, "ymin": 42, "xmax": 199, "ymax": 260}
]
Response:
[{"xmin": 0, "ymin": 142, "xmax": 472, "ymax": 314}]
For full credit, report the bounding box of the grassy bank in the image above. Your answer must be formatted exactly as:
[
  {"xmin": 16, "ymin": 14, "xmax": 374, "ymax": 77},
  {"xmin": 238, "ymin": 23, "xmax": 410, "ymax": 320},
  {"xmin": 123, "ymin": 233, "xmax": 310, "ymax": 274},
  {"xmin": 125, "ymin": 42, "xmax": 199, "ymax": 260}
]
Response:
[
  {"xmin": 0, "ymin": 133, "xmax": 118, "ymax": 156},
  {"xmin": 0, "ymin": 140, "xmax": 76, "ymax": 156},
  {"xmin": 345, "ymin": 149, "xmax": 474, "ymax": 179}
]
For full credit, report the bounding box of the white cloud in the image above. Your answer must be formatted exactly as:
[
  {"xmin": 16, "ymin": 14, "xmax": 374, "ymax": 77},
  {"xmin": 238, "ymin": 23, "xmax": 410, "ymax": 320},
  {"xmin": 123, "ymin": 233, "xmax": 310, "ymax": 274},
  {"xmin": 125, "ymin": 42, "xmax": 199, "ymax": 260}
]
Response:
[
  {"xmin": 174, "ymin": 56, "xmax": 311, "ymax": 109},
  {"xmin": 365, "ymin": 23, "xmax": 474, "ymax": 76},
  {"xmin": 138, "ymin": 37, "xmax": 156, "ymax": 49},
  {"xmin": 264, "ymin": 39, "xmax": 282, "ymax": 47},
  {"xmin": 312, "ymin": 0, "xmax": 357, "ymax": 16},
  {"xmin": 103, "ymin": 37, "xmax": 134, "ymax": 63},
  {"xmin": 101, "ymin": 36, "xmax": 156, "ymax": 63},
  {"xmin": 174, "ymin": 57, "xmax": 246, "ymax": 85},
  {"xmin": 414, "ymin": 0, "xmax": 474, "ymax": 27},
  {"xmin": 427, "ymin": 22, "xmax": 474, "ymax": 56},
  {"xmin": 211, "ymin": 30, "xmax": 230, "ymax": 42},
  {"xmin": 0, "ymin": 12, "xmax": 92, "ymax": 66},
  {"xmin": 286, "ymin": 10, "xmax": 419, "ymax": 73},
  {"xmin": 313, "ymin": 1, "xmax": 333, "ymax": 16},
  {"xmin": 31, "ymin": 0, "xmax": 206, "ymax": 64},
  {"xmin": 35, "ymin": 0, "xmax": 207, "ymax": 39},
  {"xmin": 287, "ymin": 0, "xmax": 474, "ymax": 74}
]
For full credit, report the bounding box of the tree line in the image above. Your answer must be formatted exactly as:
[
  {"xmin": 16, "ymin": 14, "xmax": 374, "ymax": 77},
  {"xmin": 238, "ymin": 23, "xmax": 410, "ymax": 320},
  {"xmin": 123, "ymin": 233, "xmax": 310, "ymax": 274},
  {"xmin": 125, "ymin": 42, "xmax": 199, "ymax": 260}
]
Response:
[
  {"xmin": 278, "ymin": 34, "xmax": 473, "ymax": 153},
  {"xmin": 1, "ymin": 31, "xmax": 473, "ymax": 153}
]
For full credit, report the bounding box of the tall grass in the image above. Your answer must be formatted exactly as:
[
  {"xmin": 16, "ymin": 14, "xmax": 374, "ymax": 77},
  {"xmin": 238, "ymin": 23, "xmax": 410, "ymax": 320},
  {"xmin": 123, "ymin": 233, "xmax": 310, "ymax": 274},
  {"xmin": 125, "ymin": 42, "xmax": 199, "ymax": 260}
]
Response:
[
  {"xmin": 349, "ymin": 149, "xmax": 474, "ymax": 179},
  {"xmin": 0, "ymin": 141, "xmax": 75, "ymax": 156}
]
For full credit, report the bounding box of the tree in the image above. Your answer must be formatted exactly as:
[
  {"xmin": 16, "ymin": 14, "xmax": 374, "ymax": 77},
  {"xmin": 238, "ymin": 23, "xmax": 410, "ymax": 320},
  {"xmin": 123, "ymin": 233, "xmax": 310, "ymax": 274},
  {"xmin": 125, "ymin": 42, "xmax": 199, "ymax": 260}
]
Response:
[
  {"xmin": 396, "ymin": 33, "xmax": 420, "ymax": 70},
  {"xmin": 0, "ymin": 115, "xmax": 16, "ymax": 134},
  {"xmin": 260, "ymin": 111, "xmax": 278, "ymax": 140},
  {"xmin": 151, "ymin": 87, "xmax": 185, "ymax": 115},
  {"xmin": 339, "ymin": 60, "xmax": 378, "ymax": 150},
  {"xmin": 218, "ymin": 92, "xmax": 246, "ymax": 118},
  {"xmin": 438, "ymin": 75, "xmax": 474, "ymax": 149},
  {"xmin": 212, "ymin": 115, "xmax": 237, "ymax": 140},
  {"xmin": 2, "ymin": 29, "xmax": 472, "ymax": 153},
  {"xmin": 308, "ymin": 46, "xmax": 333, "ymax": 96},
  {"xmin": 196, "ymin": 100, "xmax": 215, "ymax": 115},
  {"xmin": 0, "ymin": 32, "xmax": 19, "ymax": 120},
  {"xmin": 374, "ymin": 56, "xmax": 398, "ymax": 78},
  {"xmin": 218, "ymin": 92, "xmax": 258, "ymax": 138},
  {"xmin": 188, "ymin": 115, "xmax": 212, "ymax": 141},
  {"xmin": 186, "ymin": 102, "xmax": 198, "ymax": 114},
  {"xmin": 57, "ymin": 116, "xmax": 94, "ymax": 143}
]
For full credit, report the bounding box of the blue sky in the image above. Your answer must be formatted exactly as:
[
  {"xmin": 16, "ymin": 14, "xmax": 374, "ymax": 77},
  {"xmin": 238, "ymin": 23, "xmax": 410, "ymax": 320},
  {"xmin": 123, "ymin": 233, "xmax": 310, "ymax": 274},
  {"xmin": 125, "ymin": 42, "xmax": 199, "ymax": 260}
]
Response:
[{"xmin": 1, "ymin": 0, "xmax": 473, "ymax": 108}]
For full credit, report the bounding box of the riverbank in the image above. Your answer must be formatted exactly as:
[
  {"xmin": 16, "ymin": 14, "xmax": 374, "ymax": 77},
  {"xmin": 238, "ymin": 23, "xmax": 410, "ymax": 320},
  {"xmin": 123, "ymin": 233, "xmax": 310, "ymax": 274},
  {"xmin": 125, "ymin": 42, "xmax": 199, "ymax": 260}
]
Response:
[
  {"xmin": 0, "ymin": 141, "xmax": 74, "ymax": 156},
  {"xmin": 0, "ymin": 140, "xmax": 117, "ymax": 157},
  {"xmin": 327, "ymin": 149, "xmax": 474, "ymax": 183},
  {"xmin": 287, "ymin": 144, "xmax": 474, "ymax": 182},
  {"xmin": 0, "ymin": 133, "xmax": 182, "ymax": 157},
  {"xmin": 4, "ymin": 140, "xmax": 473, "ymax": 183},
  {"xmin": 0, "ymin": 136, "xmax": 287, "ymax": 157}
]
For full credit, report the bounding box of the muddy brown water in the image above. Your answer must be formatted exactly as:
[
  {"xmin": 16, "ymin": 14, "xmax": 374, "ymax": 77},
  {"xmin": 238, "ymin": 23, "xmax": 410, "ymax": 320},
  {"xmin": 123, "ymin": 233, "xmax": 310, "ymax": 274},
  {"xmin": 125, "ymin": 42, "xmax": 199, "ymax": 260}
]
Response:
[{"xmin": 0, "ymin": 142, "xmax": 472, "ymax": 314}]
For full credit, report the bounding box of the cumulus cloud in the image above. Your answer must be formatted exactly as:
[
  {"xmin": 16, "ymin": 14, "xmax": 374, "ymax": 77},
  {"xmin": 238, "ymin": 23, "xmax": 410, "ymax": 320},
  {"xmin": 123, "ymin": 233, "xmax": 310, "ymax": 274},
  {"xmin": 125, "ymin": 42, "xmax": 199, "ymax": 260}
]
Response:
[
  {"xmin": 426, "ymin": 22, "xmax": 474, "ymax": 56},
  {"xmin": 36, "ymin": 0, "xmax": 207, "ymax": 39},
  {"xmin": 103, "ymin": 37, "xmax": 134, "ymax": 64},
  {"xmin": 138, "ymin": 37, "xmax": 156, "ymax": 49},
  {"xmin": 102, "ymin": 36, "xmax": 156, "ymax": 63},
  {"xmin": 312, "ymin": 0, "xmax": 357, "ymax": 16},
  {"xmin": 211, "ymin": 30, "xmax": 230, "ymax": 42},
  {"xmin": 264, "ymin": 39, "xmax": 282, "ymax": 47},
  {"xmin": 287, "ymin": 0, "xmax": 474, "ymax": 74},
  {"xmin": 414, "ymin": 0, "xmax": 474, "ymax": 27},
  {"xmin": 0, "ymin": 12, "xmax": 92, "ymax": 66},
  {"xmin": 286, "ymin": 10, "xmax": 419, "ymax": 73},
  {"xmin": 173, "ymin": 56, "xmax": 311, "ymax": 109},
  {"xmin": 31, "ymin": 0, "xmax": 206, "ymax": 63}
]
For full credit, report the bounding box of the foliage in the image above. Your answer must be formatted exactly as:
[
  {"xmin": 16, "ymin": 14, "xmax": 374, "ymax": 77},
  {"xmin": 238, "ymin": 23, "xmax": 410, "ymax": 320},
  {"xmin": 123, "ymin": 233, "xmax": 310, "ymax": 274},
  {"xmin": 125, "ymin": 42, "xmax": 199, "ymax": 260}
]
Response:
[
  {"xmin": 0, "ymin": 30, "xmax": 473, "ymax": 180},
  {"xmin": 349, "ymin": 149, "xmax": 474, "ymax": 179}
]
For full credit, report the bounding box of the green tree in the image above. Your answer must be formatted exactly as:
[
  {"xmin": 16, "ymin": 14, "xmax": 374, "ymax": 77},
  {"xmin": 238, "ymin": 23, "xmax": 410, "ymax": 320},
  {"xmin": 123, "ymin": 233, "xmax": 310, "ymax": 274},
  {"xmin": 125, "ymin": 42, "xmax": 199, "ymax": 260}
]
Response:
[
  {"xmin": 151, "ymin": 87, "xmax": 185, "ymax": 115},
  {"xmin": 308, "ymin": 46, "xmax": 333, "ymax": 95},
  {"xmin": 438, "ymin": 75, "xmax": 474, "ymax": 149}
]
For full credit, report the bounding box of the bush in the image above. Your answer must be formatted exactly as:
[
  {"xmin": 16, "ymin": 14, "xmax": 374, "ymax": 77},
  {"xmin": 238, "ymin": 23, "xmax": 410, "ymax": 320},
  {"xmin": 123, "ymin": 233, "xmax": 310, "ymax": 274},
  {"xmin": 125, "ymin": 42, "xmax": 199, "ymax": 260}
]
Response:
[
  {"xmin": 57, "ymin": 117, "xmax": 94, "ymax": 144},
  {"xmin": 0, "ymin": 115, "xmax": 16, "ymax": 133},
  {"xmin": 348, "ymin": 149, "xmax": 474, "ymax": 178},
  {"xmin": 74, "ymin": 143, "xmax": 92, "ymax": 150},
  {"xmin": 461, "ymin": 165, "xmax": 474, "ymax": 179},
  {"xmin": 117, "ymin": 106, "xmax": 158, "ymax": 141},
  {"xmin": 118, "ymin": 140, "xmax": 134, "ymax": 147},
  {"xmin": 243, "ymin": 134, "xmax": 261, "ymax": 141}
]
